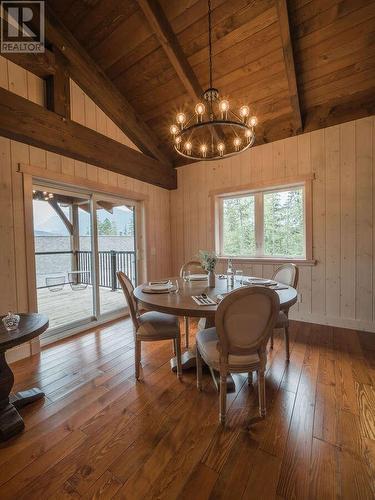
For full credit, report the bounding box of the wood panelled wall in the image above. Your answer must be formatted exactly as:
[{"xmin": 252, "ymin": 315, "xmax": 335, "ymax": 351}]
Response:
[
  {"xmin": 171, "ymin": 116, "xmax": 375, "ymax": 332},
  {"xmin": 0, "ymin": 56, "xmax": 172, "ymax": 359}
]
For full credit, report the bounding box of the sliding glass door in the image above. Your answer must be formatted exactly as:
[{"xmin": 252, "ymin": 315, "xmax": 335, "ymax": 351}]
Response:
[
  {"xmin": 94, "ymin": 195, "xmax": 137, "ymax": 317},
  {"xmin": 32, "ymin": 184, "xmax": 138, "ymax": 336},
  {"xmin": 33, "ymin": 186, "xmax": 94, "ymax": 331}
]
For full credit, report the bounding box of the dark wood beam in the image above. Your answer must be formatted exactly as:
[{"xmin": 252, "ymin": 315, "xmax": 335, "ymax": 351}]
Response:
[
  {"xmin": 0, "ymin": 87, "xmax": 176, "ymax": 189},
  {"xmin": 304, "ymin": 89, "xmax": 375, "ymax": 132},
  {"xmin": 44, "ymin": 4, "xmax": 172, "ymax": 166},
  {"xmin": 0, "ymin": 50, "xmax": 56, "ymax": 79},
  {"xmin": 138, "ymin": 0, "xmax": 202, "ymax": 101},
  {"xmin": 275, "ymin": 0, "xmax": 302, "ymax": 134},
  {"xmin": 46, "ymin": 49, "xmax": 70, "ymax": 118}
]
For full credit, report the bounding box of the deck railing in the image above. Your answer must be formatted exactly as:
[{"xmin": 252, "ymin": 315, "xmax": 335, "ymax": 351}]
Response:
[{"xmin": 35, "ymin": 250, "xmax": 136, "ymax": 290}]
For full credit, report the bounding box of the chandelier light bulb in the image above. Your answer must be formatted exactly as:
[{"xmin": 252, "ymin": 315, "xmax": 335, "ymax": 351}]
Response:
[
  {"xmin": 249, "ymin": 115, "xmax": 258, "ymax": 127},
  {"xmin": 245, "ymin": 128, "xmax": 253, "ymax": 143},
  {"xmin": 175, "ymin": 136, "xmax": 181, "ymax": 149},
  {"xmin": 217, "ymin": 142, "xmax": 225, "ymax": 156},
  {"xmin": 170, "ymin": 124, "xmax": 178, "ymax": 135},
  {"xmin": 239, "ymin": 105, "xmax": 250, "ymax": 122},
  {"xmin": 200, "ymin": 144, "xmax": 207, "ymax": 157},
  {"xmin": 234, "ymin": 137, "xmax": 242, "ymax": 151},
  {"xmin": 195, "ymin": 103, "xmax": 205, "ymax": 115},
  {"xmin": 48, "ymin": 193, "xmax": 54, "ymax": 199},
  {"xmin": 219, "ymin": 100, "xmax": 229, "ymax": 119},
  {"xmin": 185, "ymin": 141, "xmax": 192, "ymax": 154},
  {"xmin": 176, "ymin": 112, "xmax": 186, "ymax": 127}
]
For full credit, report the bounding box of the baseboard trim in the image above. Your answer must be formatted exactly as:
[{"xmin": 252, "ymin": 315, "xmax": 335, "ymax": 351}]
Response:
[
  {"xmin": 6, "ymin": 343, "xmax": 31, "ymax": 364},
  {"xmin": 290, "ymin": 311, "xmax": 375, "ymax": 333}
]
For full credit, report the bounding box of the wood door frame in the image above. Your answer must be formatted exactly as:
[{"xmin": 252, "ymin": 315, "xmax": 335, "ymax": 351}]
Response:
[{"xmin": 20, "ymin": 163, "xmax": 150, "ymax": 349}]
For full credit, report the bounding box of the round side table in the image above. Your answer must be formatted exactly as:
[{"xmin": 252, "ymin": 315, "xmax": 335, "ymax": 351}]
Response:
[{"xmin": 0, "ymin": 313, "xmax": 49, "ymax": 441}]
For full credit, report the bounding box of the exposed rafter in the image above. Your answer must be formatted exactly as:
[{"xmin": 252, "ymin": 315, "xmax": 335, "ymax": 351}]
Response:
[
  {"xmin": 44, "ymin": 4, "xmax": 172, "ymax": 166},
  {"xmin": 275, "ymin": 0, "xmax": 302, "ymax": 134},
  {"xmin": 0, "ymin": 87, "xmax": 177, "ymax": 189},
  {"xmin": 138, "ymin": 0, "xmax": 202, "ymax": 101}
]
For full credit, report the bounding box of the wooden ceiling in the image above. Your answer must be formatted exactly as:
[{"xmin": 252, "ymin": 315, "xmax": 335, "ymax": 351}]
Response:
[{"xmin": 47, "ymin": 0, "xmax": 375, "ymax": 166}]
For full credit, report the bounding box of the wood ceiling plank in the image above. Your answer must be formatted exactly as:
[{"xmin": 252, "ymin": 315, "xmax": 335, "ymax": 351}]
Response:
[
  {"xmin": 191, "ymin": 24, "xmax": 281, "ymax": 86},
  {"xmin": 302, "ymin": 68, "xmax": 375, "ymax": 108},
  {"xmin": 292, "ymin": 0, "xmax": 370, "ymax": 40},
  {"xmin": 302, "ymin": 53, "xmax": 375, "ymax": 93},
  {"xmin": 294, "ymin": 17, "xmax": 375, "ymax": 74},
  {"xmin": 138, "ymin": 0, "xmax": 202, "ymax": 101},
  {"xmin": 275, "ymin": 0, "xmax": 302, "ymax": 134},
  {"xmin": 0, "ymin": 86, "xmax": 176, "ymax": 189},
  {"xmin": 72, "ymin": 0, "xmax": 138, "ymax": 49},
  {"xmin": 298, "ymin": 35, "xmax": 375, "ymax": 84},
  {"xmin": 177, "ymin": 0, "xmax": 268, "ymax": 59},
  {"xmin": 107, "ymin": 0, "xmax": 208, "ymax": 81},
  {"xmin": 44, "ymin": 4, "xmax": 172, "ymax": 166},
  {"xmin": 185, "ymin": 2, "xmax": 277, "ymax": 66},
  {"xmin": 295, "ymin": 2, "xmax": 375, "ymax": 51}
]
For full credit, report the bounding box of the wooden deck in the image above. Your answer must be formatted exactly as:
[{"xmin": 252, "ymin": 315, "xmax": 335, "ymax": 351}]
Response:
[
  {"xmin": 37, "ymin": 286, "xmax": 126, "ymax": 329},
  {"xmin": 2, "ymin": 319, "xmax": 375, "ymax": 499}
]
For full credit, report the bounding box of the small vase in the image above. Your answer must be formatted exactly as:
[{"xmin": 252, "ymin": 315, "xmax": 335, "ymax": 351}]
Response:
[
  {"xmin": 208, "ymin": 271, "xmax": 216, "ymax": 288},
  {"xmin": 2, "ymin": 312, "xmax": 20, "ymax": 331}
]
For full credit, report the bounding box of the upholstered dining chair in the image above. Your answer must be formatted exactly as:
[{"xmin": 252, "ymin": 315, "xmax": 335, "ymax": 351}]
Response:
[
  {"xmin": 179, "ymin": 260, "xmax": 207, "ymax": 348},
  {"xmin": 270, "ymin": 263, "xmax": 299, "ymax": 361},
  {"xmin": 117, "ymin": 271, "xmax": 182, "ymax": 380},
  {"xmin": 196, "ymin": 287, "xmax": 279, "ymax": 424}
]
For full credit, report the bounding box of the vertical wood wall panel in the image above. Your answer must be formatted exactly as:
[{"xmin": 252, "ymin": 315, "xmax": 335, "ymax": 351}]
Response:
[
  {"xmin": 0, "ymin": 57, "xmax": 172, "ymax": 344},
  {"xmin": 171, "ymin": 116, "xmax": 375, "ymax": 332}
]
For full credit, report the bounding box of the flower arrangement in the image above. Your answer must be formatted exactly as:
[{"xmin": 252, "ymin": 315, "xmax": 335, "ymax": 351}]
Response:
[{"xmin": 198, "ymin": 250, "xmax": 217, "ymax": 272}]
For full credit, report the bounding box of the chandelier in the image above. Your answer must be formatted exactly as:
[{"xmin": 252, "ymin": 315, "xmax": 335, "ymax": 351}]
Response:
[{"xmin": 170, "ymin": 0, "xmax": 258, "ymax": 161}]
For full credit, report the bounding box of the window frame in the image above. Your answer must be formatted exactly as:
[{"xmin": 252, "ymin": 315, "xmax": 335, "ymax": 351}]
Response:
[{"xmin": 213, "ymin": 175, "xmax": 314, "ymax": 264}]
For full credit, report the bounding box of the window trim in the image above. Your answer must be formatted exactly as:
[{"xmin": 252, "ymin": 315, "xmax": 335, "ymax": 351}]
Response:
[{"xmin": 211, "ymin": 174, "xmax": 314, "ymax": 265}]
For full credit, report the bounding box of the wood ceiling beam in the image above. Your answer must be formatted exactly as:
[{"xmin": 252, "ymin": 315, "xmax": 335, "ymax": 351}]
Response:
[
  {"xmin": 0, "ymin": 50, "xmax": 57, "ymax": 79},
  {"xmin": 0, "ymin": 87, "xmax": 176, "ymax": 189},
  {"xmin": 138, "ymin": 0, "xmax": 202, "ymax": 102},
  {"xmin": 275, "ymin": 0, "xmax": 302, "ymax": 134},
  {"xmin": 44, "ymin": 4, "xmax": 172, "ymax": 166}
]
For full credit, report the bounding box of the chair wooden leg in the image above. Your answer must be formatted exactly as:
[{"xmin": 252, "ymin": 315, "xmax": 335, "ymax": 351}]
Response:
[
  {"xmin": 284, "ymin": 327, "xmax": 290, "ymax": 362},
  {"xmin": 270, "ymin": 330, "xmax": 274, "ymax": 349},
  {"xmin": 135, "ymin": 340, "xmax": 141, "ymax": 381},
  {"xmin": 174, "ymin": 337, "xmax": 182, "ymax": 380},
  {"xmin": 219, "ymin": 371, "xmax": 227, "ymax": 425},
  {"xmin": 196, "ymin": 346, "xmax": 203, "ymax": 391},
  {"xmin": 248, "ymin": 371, "xmax": 253, "ymax": 386},
  {"xmin": 258, "ymin": 369, "xmax": 266, "ymax": 417},
  {"xmin": 184, "ymin": 316, "xmax": 189, "ymax": 349}
]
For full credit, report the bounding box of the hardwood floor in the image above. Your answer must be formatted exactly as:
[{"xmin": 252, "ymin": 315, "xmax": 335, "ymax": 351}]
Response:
[{"xmin": 2, "ymin": 318, "xmax": 375, "ymax": 499}]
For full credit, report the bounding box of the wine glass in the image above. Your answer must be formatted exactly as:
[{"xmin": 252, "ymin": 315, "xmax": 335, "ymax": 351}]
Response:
[
  {"xmin": 235, "ymin": 270, "xmax": 244, "ymax": 286},
  {"xmin": 183, "ymin": 270, "xmax": 191, "ymax": 282}
]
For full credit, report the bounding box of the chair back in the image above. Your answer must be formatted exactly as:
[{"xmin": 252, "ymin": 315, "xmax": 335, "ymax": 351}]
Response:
[
  {"xmin": 117, "ymin": 271, "xmax": 139, "ymax": 329},
  {"xmin": 272, "ymin": 263, "xmax": 299, "ymax": 288},
  {"xmin": 179, "ymin": 260, "xmax": 207, "ymax": 277},
  {"xmin": 215, "ymin": 287, "xmax": 279, "ymax": 358}
]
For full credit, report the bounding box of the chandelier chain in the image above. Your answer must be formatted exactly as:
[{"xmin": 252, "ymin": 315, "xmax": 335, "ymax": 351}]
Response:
[{"xmin": 208, "ymin": 0, "xmax": 213, "ymax": 89}]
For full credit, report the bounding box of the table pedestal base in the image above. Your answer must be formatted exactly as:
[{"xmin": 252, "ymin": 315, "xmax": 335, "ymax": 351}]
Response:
[{"xmin": 0, "ymin": 388, "xmax": 44, "ymax": 442}]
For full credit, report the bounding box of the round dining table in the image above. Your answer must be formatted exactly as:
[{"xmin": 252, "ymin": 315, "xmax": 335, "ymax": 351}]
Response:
[{"xmin": 133, "ymin": 276, "xmax": 297, "ymax": 392}]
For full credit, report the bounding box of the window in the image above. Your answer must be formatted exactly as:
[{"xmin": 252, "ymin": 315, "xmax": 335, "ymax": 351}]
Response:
[{"xmin": 217, "ymin": 184, "xmax": 307, "ymax": 259}]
